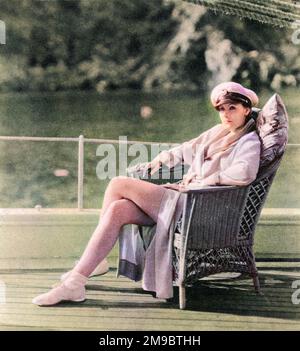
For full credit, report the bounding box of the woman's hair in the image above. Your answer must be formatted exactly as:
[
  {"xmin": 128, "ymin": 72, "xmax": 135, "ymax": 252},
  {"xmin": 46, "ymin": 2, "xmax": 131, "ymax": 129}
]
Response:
[{"xmin": 217, "ymin": 100, "xmax": 252, "ymax": 118}]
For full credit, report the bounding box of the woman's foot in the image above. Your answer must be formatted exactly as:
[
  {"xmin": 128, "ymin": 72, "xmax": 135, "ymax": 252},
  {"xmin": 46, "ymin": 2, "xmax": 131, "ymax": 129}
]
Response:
[
  {"xmin": 32, "ymin": 271, "xmax": 87, "ymax": 306},
  {"xmin": 60, "ymin": 258, "xmax": 109, "ymax": 282}
]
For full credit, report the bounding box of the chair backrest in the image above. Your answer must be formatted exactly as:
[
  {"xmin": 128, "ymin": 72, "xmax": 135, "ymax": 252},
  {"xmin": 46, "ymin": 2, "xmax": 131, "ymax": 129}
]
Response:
[
  {"xmin": 238, "ymin": 153, "xmax": 284, "ymax": 242},
  {"xmin": 238, "ymin": 93, "xmax": 289, "ymax": 243}
]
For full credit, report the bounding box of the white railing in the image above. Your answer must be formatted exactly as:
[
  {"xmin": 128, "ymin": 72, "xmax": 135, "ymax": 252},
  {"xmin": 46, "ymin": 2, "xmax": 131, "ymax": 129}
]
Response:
[
  {"xmin": 0, "ymin": 135, "xmax": 178, "ymax": 209},
  {"xmin": 0, "ymin": 135, "xmax": 299, "ymax": 210}
]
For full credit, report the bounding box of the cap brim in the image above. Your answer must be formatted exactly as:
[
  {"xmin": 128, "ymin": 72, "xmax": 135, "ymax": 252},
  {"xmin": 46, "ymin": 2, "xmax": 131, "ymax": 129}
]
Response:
[{"xmin": 214, "ymin": 98, "xmax": 238, "ymax": 109}]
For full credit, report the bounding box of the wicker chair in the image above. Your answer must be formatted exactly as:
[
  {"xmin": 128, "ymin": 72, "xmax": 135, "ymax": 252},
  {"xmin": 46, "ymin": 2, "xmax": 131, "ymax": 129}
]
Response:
[
  {"xmin": 172, "ymin": 155, "xmax": 285, "ymax": 309},
  {"xmin": 129, "ymin": 152, "xmax": 284, "ymax": 309},
  {"xmin": 128, "ymin": 95, "xmax": 288, "ymax": 309}
]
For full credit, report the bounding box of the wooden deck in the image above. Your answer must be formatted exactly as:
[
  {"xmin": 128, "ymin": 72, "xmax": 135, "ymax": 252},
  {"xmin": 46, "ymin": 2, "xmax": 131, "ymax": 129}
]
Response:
[{"xmin": 1, "ymin": 261, "xmax": 300, "ymax": 331}]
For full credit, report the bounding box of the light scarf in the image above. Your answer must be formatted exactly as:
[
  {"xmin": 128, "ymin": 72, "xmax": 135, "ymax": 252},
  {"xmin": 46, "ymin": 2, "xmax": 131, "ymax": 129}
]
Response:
[
  {"xmin": 181, "ymin": 117, "xmax": 256, "ymax": 185},
  {"xmin": 194, "ymin": 117, "xmax": 256, "ymax": 161}
]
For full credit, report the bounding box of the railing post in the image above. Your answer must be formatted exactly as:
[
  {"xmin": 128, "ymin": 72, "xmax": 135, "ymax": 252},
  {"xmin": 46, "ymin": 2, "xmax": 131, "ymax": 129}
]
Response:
[{"xmin": 78, "ymin": 135, "xmax": 84, "ymax": 210}]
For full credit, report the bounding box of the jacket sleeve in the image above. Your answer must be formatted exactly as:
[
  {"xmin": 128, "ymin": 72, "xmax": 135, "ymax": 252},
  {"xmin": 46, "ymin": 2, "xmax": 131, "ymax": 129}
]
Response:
[
  {"xmin": 195, "ymin": 134, "xmax": 261, "ymax": 186},
  {"xmin": 153, "ymin": 124, "xmax": 222, "ymax": 169},
  {"xmin": 155, "ymin": 137, "xmax": 198, "ymax": 168}
]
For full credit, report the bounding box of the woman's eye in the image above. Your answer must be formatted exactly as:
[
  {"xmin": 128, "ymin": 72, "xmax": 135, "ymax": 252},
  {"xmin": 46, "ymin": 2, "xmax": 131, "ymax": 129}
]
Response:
[{"xmin": 229, "ymin": 106, "xmax": 236, "ymax": 110}]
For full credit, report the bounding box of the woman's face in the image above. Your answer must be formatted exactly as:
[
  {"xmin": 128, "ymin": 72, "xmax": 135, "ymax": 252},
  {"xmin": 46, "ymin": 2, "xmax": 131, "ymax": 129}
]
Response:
[{"xmin": 218, "ymin": 102, "xmax": 251, "ymax": 131}]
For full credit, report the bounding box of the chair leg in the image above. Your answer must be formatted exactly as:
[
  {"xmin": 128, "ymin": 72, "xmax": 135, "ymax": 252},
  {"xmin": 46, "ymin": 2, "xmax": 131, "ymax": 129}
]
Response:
[
  {"xmin": 252, "ymin": 273, "xmax": 262, "ymax": 294},
  {"xmin": 179, "ymin": 284, "xmax": 186, "ymax": 309}
]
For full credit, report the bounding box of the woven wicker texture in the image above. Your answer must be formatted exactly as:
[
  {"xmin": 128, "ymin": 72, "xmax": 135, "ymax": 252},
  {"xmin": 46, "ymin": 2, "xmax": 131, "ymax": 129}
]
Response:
[
  {"xmin": 128, "ymin": 150, "xmax": 284, "ymax": 288},
  {"xmin": 171, "ymin": 169, "xmax": 278, "ymax": 287}
]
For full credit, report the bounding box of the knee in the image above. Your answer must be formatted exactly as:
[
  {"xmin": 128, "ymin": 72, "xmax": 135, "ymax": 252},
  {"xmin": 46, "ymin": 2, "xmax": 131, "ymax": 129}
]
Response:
[
  {"xmin": 108, "ymin": 175, "xmax": 130, "ymax": 188},
  {"xmin": 107, "ymin": 199, "xmax": 132, "ymax": 224},
  {"xmin": 107, "ymin": 175, "xmax": 138, "ymax": 194},
  {"xmin": 112, "ymin": 175, "xmax": 129, "ymax": 182}
]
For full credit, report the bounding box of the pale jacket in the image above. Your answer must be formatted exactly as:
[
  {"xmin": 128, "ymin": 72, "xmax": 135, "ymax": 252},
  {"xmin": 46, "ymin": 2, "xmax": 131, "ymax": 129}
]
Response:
[
  {"xmin": 117, "ymin": 123, "xmax": 262, "ymax": 299},
  {"xmin": 158, "ymin": 123, "xmax": 261, "ymax": 188}
]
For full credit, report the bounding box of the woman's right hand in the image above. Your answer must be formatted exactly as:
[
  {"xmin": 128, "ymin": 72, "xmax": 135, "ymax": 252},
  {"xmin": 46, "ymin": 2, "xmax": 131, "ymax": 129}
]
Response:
[
  {"xmin": 127, "ymin": 160, "xmax": 161, "ymax": 177},
  {"xmin": 147, "ymin": 159, "xmax": 162, "ymax": 176},
  {"xmin": 133, "ymin": 159, "xmax": 161, "ymax": 176},
  {"xmin": 138, "ymin": 151, "xmax": 169, "ymax": 176},
  {"xmin": 128, "ymin": 152, "xmax": 170, "ymax": 176}
]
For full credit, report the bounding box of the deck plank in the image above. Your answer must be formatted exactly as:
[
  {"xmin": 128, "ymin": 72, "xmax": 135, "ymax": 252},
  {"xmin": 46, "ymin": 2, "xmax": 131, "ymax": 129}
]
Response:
[{"xmin": 0, "ymin": 263, "xmax": 300, "ymax": 331}]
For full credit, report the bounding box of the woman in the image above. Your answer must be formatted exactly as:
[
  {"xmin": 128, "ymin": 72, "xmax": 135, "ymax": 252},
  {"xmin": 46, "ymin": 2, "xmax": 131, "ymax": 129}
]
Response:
[{"xmin": 32, "ymin": 81, "xmax": 261, "ymax": 306}]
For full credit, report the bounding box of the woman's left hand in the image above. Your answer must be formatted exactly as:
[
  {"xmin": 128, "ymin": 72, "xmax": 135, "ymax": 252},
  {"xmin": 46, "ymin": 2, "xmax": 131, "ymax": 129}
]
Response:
[
  {"xmin": 161, "ymin": 182, "xmax": 187, "ymax": 192},
  {"xmin": 181, "ymin": 172, "xmax": 196, "ymax": 186},
  {"xmin": 178, "ymin": 183, "xmax": 188, "ymax": 192}
]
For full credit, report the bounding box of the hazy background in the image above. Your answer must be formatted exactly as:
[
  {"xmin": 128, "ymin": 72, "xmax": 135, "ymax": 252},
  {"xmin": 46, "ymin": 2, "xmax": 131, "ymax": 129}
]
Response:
[{"xmin": 0, "ymin": 0, "xmax": 299, "ymax": 208}]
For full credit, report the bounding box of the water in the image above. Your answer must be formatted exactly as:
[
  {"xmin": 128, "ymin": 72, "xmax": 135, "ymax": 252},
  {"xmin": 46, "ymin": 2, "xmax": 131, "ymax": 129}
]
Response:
[{"xmin": 0, "ymin": 88, "xmax": 299, "ymax": 208}]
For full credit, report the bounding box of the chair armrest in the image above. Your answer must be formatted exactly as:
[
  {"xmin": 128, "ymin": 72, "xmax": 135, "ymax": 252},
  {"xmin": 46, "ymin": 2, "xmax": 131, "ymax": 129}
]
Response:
[
  {"xmin": 179, "ymin": 184, "xmax": 241, "ymax": 194},
  {"xmin": 126, "ymin": 163, "xmax": 186, "ymax": 184},
  {"xmin": 181, "ymin": 185, "xmax": 250, "ymax": 250}
]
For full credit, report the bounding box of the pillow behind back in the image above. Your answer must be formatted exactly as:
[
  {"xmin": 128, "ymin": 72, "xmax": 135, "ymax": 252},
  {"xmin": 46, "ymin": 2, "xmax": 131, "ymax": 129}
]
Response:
[{"xmin": 256, "ymin": 93, "xmax": 289, "ymax": 168}]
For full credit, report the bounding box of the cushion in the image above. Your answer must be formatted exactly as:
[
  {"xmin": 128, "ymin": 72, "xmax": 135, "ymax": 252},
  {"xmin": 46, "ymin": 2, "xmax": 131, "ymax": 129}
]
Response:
[{"xmin": 256, "ymin": 93, "xmax": 289, "ymax": 167}]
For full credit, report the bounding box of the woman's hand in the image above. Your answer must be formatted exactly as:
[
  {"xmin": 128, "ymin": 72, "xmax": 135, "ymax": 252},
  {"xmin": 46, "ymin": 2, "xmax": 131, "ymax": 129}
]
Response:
[
  {"xmin": 144, "ymin": 151, "xmax": 171, "ymax": 176},
  {"xmin": 148, "ymin": 158, "xmax": 162, "ymax": 176},
  {"xmin": 161, "ymin": 182, "xmax": 187, "ymax": 192},
  {"xmin": 127, "ymin": 160, "xmax": 158, "ymax": 176},
  {"xmin": 181, "ymin": 172, "xmax": 196, "ymax": 186},
  {"xmin": 160, "ymin": 171, "xmax": 197, "ymax": 192}
]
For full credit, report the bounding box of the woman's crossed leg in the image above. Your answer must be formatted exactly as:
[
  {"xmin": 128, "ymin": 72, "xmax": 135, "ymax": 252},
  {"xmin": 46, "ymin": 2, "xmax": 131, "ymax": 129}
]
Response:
[
  {"xmin": 32, "ymin": 176, "xmax": 167, "ymax": 305},
  {"xmin": 73, "ymin": 176, "xmax": 166, "ymax": 277}
]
